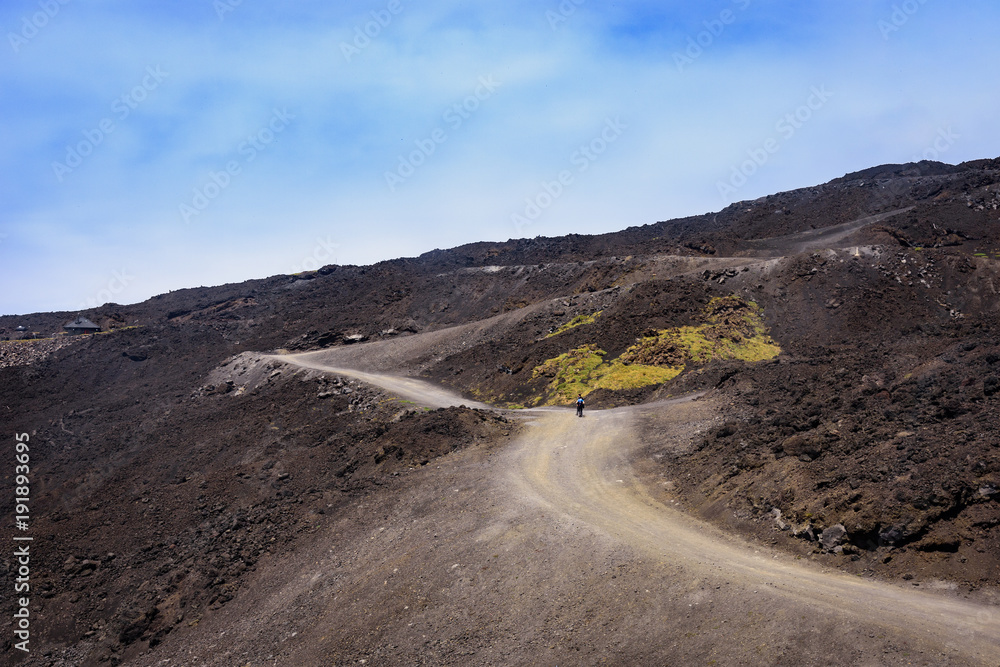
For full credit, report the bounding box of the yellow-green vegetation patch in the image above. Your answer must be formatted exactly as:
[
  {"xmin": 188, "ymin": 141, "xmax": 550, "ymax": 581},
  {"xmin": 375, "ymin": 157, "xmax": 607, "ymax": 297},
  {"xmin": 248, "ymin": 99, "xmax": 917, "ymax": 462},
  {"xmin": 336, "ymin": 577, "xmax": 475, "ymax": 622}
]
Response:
[
  {"xmin": 546, "ymin": 310, "xmax": 602, "ymax": 338},
  {"xmin": 531, "ymin": 344, "xmax": 681, "ymax": 405},
  {"xmin": 593, "ymin": 361, "xmax": 682, "ymax": 392},
  {"xmin": 530, "ymin": 296, "xmax": 779, "ymax": 405},
  {"xmin": 532, "ymin": 344, "xmax": 606, "ymax": 401},
  {"xmin": 622, "ymin": 296, "xmax": 780, "ymax": 365}
]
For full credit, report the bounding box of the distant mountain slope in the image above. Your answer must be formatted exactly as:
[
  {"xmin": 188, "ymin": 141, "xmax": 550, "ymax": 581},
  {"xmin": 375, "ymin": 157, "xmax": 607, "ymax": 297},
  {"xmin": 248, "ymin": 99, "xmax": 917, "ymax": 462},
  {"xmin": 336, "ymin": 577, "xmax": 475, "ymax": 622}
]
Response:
[{"xmin": 2, "ymin": 156, "xmax": 999, "ymax": 665}]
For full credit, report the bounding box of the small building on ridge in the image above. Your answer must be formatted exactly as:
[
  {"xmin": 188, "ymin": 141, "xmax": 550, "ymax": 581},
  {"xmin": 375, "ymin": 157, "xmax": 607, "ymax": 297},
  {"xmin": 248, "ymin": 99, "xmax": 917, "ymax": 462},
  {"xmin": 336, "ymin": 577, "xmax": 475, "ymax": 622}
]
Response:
[{"xmin": 64, "ymin": 317, "xmax": 101, "ymax": 335}]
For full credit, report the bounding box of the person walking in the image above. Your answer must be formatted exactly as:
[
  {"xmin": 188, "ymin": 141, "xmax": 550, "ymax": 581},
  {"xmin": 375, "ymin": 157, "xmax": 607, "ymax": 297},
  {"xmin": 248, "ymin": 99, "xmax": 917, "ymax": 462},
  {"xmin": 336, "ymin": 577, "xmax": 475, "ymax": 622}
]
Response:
[{"xmin": 576, "ymin": 394, "xmax": 585, "ymax": 417}]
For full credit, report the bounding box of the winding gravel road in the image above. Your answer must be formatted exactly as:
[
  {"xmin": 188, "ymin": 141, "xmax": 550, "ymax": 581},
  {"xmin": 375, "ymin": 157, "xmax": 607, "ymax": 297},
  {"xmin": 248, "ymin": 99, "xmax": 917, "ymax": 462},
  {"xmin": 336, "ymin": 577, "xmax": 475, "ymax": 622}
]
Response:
[
  {"xmin": 512, "ymin": 404, "xmax": 1000, "ymax": 664},
  {"xmin": 271, "ymin": 351, "xmax": 1000, "ymax": 665}
]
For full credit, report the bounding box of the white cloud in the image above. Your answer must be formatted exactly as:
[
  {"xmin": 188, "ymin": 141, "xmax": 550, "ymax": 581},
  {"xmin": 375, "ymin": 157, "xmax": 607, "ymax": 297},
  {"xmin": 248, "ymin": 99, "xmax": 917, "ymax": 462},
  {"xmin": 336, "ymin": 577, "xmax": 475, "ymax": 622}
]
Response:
[{"xmin": 2, "ymin": 0, "xmax": 1000, "ymax": 314}]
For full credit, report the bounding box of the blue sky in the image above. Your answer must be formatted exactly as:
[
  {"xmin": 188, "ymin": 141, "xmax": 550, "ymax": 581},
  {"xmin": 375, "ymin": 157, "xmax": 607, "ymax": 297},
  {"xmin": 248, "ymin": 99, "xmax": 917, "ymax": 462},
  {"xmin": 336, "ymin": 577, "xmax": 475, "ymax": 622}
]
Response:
[{"xmin": 2, "ymin": 0, "xmax": 999, "ymax": 315}]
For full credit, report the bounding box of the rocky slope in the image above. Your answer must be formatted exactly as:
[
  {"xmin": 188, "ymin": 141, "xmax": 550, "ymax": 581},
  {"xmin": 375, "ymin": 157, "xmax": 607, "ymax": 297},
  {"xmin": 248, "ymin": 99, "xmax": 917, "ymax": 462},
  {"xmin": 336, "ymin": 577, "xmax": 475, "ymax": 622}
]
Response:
[{"xmin": 2, "ymin": 156, "xmax": 999, "ymax": 665}]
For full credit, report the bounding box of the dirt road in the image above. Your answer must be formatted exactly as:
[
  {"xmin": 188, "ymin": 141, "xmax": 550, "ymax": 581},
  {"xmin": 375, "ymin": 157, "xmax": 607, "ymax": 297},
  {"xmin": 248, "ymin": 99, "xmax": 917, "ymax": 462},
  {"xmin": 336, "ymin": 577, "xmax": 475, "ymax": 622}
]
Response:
[
  {"xmin": 272, "ymin": 353, "xmax": 491, "ymax": 409},
  {"xmin": 513, "ymin": 403, "xmax": 1000, "ymax": 664},
  {"xmin": 132, "ymin": 351, "xmax": 998, "ymax": 665},
  {"xmin": 741, "ymin": 207, "xmax": 914, "ymax": 255}
]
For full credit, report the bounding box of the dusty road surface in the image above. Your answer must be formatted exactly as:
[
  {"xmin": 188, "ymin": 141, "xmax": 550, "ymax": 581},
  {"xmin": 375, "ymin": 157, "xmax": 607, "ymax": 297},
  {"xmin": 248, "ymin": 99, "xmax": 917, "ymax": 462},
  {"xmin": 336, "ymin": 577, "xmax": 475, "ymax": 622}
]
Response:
[
  {"xmin": 272, "ymin": 353, "xmax": 491, "ymax": 410},
  {"xmin": 512, "ymin": 403, "xmax": 1000, "ymax": 665},
  {"xmin": 740, "ymin": 207, "xmax": 914, "ymax": 255},
  {"xmin": 138, "ymin": 352, "xmax": 1000, "ymax": 666}
]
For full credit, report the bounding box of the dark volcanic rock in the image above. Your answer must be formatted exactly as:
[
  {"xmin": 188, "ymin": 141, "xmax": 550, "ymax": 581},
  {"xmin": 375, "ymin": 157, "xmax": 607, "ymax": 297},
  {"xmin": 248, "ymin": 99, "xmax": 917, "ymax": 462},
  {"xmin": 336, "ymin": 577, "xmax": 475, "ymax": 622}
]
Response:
[{"xmin": 3, "ymin": 155, "xmax": 1000, "ymax": 665}]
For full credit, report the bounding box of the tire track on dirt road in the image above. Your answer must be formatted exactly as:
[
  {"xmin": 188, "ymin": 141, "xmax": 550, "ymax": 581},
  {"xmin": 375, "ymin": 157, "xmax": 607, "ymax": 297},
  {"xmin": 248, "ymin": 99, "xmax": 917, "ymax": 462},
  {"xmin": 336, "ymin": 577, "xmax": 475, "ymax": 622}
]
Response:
[
  {"xmin": 512, "ymin": 402, "xmax": 1000, "ymax": 665},
  {"xmin": 741, "ymin": 207, "xmax": 915, "ymax": 255},
  {"xmin": 271, "ymin": 354, "xmax": 491, "ymax": 410},
  {"xmin": 272, "ymin": 352, "xmax": 1000, "ymax": 664}
]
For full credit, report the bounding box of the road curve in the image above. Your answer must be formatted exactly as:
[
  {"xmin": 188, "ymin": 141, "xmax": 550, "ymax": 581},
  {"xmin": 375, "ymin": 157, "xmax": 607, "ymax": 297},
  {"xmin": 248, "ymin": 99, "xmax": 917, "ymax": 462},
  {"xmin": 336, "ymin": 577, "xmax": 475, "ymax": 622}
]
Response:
[
  {"xmin": 270, "ymin": 352, "xmax": 1000, "ymax": 664},
  {"xmin": 510, "ymin": 404, "xmax": 1000, "ymax": 664},
  {"xmin": 268, "ymin": 352, "xmax": 490, "ymax": 410}
]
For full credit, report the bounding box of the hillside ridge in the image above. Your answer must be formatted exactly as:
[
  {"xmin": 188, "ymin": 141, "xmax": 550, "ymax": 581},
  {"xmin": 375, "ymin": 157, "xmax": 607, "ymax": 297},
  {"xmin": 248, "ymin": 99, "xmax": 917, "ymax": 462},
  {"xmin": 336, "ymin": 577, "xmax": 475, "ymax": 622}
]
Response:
[{"xmin": 3, "ymin": 155, "xmax": 1000, "ymax": 665}]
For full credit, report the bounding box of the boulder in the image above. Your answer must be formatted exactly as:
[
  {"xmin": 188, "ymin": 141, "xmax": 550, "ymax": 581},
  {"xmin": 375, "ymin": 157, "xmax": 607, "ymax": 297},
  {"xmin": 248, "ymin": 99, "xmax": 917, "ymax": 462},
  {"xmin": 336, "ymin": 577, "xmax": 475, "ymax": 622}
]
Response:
[
  {"xmin": 820, "ymin": 524, "xmax": 848, "ymax": 551},
  {"xmin": 792, "ymin": 523, "xmax": 815, "ymax": 541}
]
